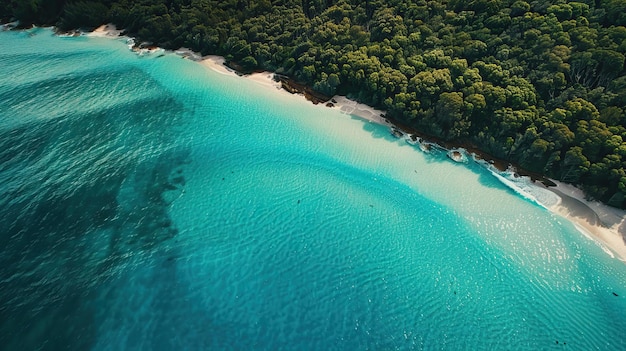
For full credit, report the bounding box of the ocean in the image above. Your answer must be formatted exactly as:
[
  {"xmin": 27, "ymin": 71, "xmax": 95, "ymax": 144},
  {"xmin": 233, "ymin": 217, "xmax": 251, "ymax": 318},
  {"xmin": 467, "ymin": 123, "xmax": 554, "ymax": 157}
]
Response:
[{"xmin": 1, "ymin": 28, "xmax": 625, "ymax": 350}]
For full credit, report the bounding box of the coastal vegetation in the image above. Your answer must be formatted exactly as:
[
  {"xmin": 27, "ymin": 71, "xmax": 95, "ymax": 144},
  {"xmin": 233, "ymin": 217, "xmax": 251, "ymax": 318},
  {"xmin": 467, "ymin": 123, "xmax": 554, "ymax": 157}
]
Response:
[{"xmin": 4, "ymin": 0, "xmax": 626, "ymax": 208}]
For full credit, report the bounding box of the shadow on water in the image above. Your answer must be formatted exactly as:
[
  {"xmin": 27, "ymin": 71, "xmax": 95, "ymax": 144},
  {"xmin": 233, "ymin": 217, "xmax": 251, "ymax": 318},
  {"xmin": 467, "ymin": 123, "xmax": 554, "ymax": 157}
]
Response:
[
  {"xmin": 0, "ymin": 65, "xmax": 190, "ymax": 350},
  {"xmin": 349, "ymin": 115, "xmax": 452, "ymax": 166},
  {"xmin": 619, "ymin": 222, "xmax": 626, "ymax": 244},
  {"xmin": 347, "ymin": 114, "xmax": 543, "ymax": 202},
  {"xmin": 359, "ymin": 118, "xmax": 394, "ymax": 140}
]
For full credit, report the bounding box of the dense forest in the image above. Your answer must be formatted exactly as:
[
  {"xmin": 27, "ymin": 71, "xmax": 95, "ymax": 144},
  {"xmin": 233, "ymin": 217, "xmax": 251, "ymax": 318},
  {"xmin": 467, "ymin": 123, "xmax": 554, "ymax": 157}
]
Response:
[{"xmin": 4, "ymin": 0, "xmax": 626, "ymax": 208}]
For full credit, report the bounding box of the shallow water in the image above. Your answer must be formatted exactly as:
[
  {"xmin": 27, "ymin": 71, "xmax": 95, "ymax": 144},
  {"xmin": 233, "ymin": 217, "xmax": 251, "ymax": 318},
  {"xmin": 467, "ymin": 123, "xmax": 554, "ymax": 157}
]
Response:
[{"xmin": 1, "ymin": 28, "xmax": 625, "ymax": 350}]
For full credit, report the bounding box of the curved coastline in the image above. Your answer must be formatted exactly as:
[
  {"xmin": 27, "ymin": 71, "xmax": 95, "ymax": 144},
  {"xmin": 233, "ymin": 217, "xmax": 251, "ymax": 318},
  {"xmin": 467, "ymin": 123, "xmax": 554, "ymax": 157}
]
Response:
[{"xmin": 76, "ymin": 24, "xmax": 626, "ymax": 262}]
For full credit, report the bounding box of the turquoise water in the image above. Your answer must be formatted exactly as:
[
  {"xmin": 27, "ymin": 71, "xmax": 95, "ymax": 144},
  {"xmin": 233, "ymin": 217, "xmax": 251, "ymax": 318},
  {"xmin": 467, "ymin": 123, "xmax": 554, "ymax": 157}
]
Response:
[{"xmin": 1, "ymin": 28, "xmax": 626, "ymax": 350}]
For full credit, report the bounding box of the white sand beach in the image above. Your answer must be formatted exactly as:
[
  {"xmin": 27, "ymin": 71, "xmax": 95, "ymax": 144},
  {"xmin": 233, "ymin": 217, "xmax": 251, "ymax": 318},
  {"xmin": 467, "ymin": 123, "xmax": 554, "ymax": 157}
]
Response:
[
  {"xmin": 235, "ymin": 70, "xmax": 391, "ymax": 125},
  {"xmin": 88, "ymin": 24, "xmax": 122, "ymax": 38},
  {"xmin": 199, "ymin": 54, "xmax": 626, "ymax": 262},
  {"xmin": 199, "ymin": 56, "xmax": 238, "ymax": 76},
  {"xmin": 546, "ymin": 181, "xmax": 626, "ymax": 261},
  {"xmin": 329, "ymin": 96, "xmax": 391, "ymax": 126},
  {"xmin": 247, "ymin": 72, "xmax": 282, "ymax": 90}
]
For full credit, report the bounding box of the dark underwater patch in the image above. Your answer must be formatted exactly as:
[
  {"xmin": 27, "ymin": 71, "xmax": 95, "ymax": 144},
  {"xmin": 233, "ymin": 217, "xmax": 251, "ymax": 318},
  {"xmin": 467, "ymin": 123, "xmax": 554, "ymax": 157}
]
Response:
[{"xmin": 0, "ymin": 51, "xmax": 189, "ymax": 350}]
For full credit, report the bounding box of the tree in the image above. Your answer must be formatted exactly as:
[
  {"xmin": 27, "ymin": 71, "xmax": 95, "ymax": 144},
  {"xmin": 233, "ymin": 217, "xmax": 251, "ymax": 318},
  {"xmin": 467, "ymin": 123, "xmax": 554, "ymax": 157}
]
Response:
[
  {"xmin": 370, "ymin": 8, "xmax": 406, "ymax": 41},
  {"xmin": 510, "ymin": 0, "xmax": 530, "ymax": 17},
  {"xmin": 59, "ymin": 1, "xmax": 110, "ymax": 30},
  {"xmin": 436, "ymin": 91, "xmax": 468, "ymax": 139},
  {"xmin": 561, "ymin": 146, "xmax": 591, "ymax": 182}
]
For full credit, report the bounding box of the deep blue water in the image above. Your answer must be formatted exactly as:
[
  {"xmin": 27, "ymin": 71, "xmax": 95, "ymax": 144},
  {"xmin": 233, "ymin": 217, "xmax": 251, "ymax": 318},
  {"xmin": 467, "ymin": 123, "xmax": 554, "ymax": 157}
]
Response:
[{"xmin": 1, "ymin": 28, "xmax": 626, "ymax": 350}]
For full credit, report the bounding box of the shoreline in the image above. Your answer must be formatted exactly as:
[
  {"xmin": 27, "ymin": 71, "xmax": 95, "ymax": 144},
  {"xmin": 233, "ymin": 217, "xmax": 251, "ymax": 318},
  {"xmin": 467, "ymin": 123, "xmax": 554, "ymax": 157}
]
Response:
[
  {"xmin": 199, "ymin": 55, "xmax": 239, "ymax": 76},
  {"xmin": 213, "ymin": 61, "xmax": 626, "ymax": 262},
  {"xmin": 80, "ymin": 24, "xmax": 626, "ymax": 262},
  {"xmin": 547, "ymin": 181, "xmax": 626, "ymax": 261},
  {"xmin": 88, "ymin": 24, "xmax": 123, "ymax": 38}
]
